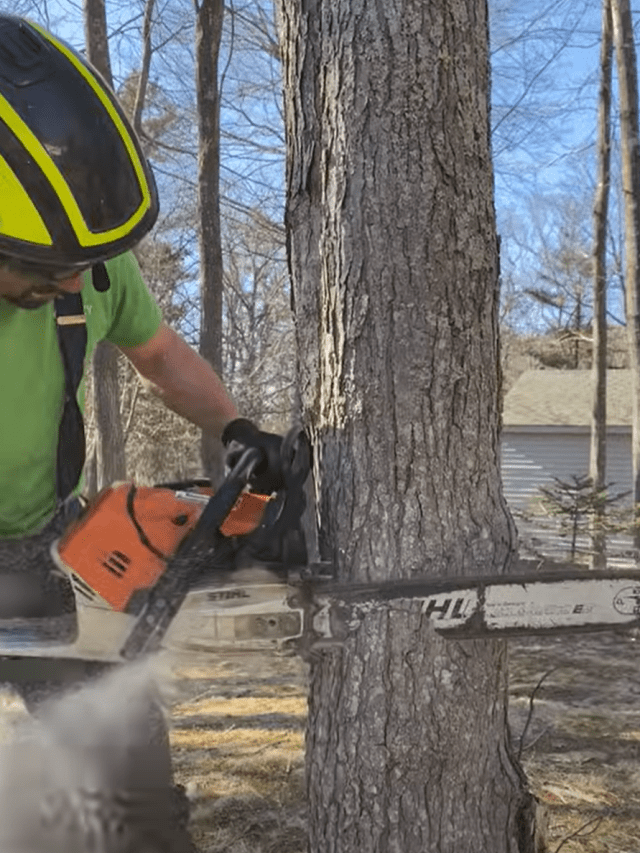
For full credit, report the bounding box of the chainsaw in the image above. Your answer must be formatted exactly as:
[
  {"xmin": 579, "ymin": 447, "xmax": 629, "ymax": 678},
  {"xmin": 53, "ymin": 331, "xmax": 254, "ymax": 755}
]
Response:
[{"xmin": 2, "ymin": 426, "xmax": 640, "ymax": 665}]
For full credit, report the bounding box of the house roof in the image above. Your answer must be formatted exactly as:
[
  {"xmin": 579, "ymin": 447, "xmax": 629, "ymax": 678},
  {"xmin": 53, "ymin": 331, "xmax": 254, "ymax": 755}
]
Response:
[{"xmin": 503, "ymin": 369, "xmax": 633, "ymax": 427}]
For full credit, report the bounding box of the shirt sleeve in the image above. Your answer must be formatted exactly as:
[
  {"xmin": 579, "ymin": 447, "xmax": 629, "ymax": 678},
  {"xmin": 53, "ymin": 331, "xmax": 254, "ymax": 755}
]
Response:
[{"xmin": 101, "ymin": 251, "xmax": 163, "ymax": 348}]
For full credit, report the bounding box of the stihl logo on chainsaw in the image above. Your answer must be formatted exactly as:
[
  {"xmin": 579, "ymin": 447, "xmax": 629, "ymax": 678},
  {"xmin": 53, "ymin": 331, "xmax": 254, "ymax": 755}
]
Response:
[
  {"xmin": 206, "ymin": 589, "xmax": 251, "ymax": 602},
  {"xmin": 420, "ymin": 594, "xmax": 475, "ymax": 620}
]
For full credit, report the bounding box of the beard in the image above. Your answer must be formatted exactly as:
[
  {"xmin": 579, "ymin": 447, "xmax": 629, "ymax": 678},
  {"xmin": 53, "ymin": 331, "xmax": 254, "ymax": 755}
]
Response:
[{"xmin": 3, "ymin": 293, "xmax": 59, "ymax": 310}]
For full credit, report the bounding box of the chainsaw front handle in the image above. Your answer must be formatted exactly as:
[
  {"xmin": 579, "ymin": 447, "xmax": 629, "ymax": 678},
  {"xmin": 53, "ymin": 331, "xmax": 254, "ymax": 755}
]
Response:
[{"xmin": 178, "ymin": 447, "xmax": 264, "ymax": 556}]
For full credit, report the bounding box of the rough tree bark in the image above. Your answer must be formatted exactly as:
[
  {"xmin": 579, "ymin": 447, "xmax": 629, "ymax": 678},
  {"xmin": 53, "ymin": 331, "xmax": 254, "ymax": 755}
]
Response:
[
  {"xmin": 589, "ymin": 0, "xmax": 613, "ymax": 569},
  {"xmin": 277, "ymin": 1, "xmax": 542, "ymax": 851},
  {"xmin": 194, "ymin": 0, "xmax": 226, "ymax": 483},
  {"xmin": 83, "ymin": 0, "xmax": 127, "ymax": 493}
]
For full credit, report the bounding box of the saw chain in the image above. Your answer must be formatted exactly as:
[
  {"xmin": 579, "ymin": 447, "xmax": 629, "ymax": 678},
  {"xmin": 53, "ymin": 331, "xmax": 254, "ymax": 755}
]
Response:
[{"xmin": 163, "ymin": 566, "xmax": 640, "ymax": 656}]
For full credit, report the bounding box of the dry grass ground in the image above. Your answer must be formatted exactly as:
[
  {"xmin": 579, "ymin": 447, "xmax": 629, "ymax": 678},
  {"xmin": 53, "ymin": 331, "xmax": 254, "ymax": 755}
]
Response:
[
  {"xmin": 167, "ymin": 632, "xmax": 640, "ymax": 853},
  {"xmin": 0, "ymin": 631, "xmax": 638, "ymax": 852},
  {"xmin": 166, "ymin": 650, "xmax": 309, "ymax": 853},
  {"xmin": 509, "ymin": 632, "xmax": 640, "ymax": 853}
]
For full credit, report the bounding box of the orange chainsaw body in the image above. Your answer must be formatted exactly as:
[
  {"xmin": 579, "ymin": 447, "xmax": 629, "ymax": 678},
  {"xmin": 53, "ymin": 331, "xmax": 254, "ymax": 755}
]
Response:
[{"xmin": 55, "ymin": 483, "xmax": 271, "ymax": 613}]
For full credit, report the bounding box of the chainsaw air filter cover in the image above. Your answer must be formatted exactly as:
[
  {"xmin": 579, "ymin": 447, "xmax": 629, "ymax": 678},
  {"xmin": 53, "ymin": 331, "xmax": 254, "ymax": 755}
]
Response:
[{"xmin": 55, "ymin": 482, "xmax": 271, "ymax": 613}]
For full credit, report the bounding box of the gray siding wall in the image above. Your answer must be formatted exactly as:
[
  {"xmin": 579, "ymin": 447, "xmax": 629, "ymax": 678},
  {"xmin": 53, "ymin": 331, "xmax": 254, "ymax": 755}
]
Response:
[
  {"xmin": 501, "ymin": 430, "xmax": 632, "ymax": 511},
  {"xmin": 501, "ymin": 430, "xmax": 634, "ymax": 566}
]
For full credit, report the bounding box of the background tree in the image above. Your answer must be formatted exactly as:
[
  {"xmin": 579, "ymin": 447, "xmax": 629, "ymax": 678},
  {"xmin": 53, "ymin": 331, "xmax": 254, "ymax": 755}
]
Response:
[
  {"xmin": 221, "ymin": 210, "xmax": 295, "ymax": 430},
  {"xmin": 195, "ymin": 0, "xmax": 226, "ymax": 482},
  {"xmin": 83, "ymin": 0, "xmax": 127, "ymax": 494},
  {"xmin": 491, "ymin": 0, "xmax": 625, "ymax": 353},
  {"xmin": 589, "ymin": 0, "xmax": 613, "ymax": 568},
  {"xmin": 277, "ymin": 0, "xmax": 541, "ymax": 850},
  {"xmin": 517, "ymin": 194, "xmax": 595, "ymax": 355},
  {"xmin": 611, "ymin": 0, "xmax": 640, "ymax": 556}
]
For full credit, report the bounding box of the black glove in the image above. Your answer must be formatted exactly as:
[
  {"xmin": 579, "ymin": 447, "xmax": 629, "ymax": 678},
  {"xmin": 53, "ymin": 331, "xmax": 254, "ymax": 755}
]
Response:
[{"xmin": 221, "ymin": 418, "xmax": 284, "ymax": 494}]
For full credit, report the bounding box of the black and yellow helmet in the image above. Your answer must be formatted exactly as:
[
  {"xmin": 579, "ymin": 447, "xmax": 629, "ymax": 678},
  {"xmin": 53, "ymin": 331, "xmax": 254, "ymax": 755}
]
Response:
[{"xmin": 0, "ymin": 15, "xmax": 159, "ymax": 269}]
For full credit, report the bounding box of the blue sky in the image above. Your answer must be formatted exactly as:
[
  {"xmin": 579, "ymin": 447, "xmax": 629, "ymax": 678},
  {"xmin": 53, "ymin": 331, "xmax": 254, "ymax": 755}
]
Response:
[
  {"xmin": 1, "ymin": 0, "xmax": 636, "ymax": 333},
  {"xmin": 488, "ymin": 1, "xmax": 640, "ymax": 330},
  {"xmin": 0, "ymin": 0, "xmax": 626, "ymax": 216}
]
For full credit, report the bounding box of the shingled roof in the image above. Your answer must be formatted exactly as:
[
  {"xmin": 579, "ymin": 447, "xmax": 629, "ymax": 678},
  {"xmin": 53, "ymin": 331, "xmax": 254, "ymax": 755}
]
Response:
[{"xmin": 503, "ymin": 369, "xmax": 632, "ymax": 427}]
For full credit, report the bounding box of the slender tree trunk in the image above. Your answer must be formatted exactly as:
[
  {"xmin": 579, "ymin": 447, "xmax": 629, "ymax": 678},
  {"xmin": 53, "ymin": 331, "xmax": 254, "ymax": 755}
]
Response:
[
  {"xmin": 84, "ymin": 0, "xmax": 127, "ymax": 493},
  {"xmin": 590, "ymin": 0, "xmax": 613, "ymax": 569},
  {"xmin": 195, "ymin": 0, "xmax": 225, "ymax": 483},
  {"xmin": 132, "ymin": 0, "xmax": 157, "ymax": 137},
  {"xmin": 84, "ymin": 0, "xmax": 113, "ymax": 84},
  {"xmin": 611, "ymin": 0, "xmax": 640, "ymax": 558},
  {"xmin": 278, "ymin": 1, "xmax": 541, "ymax": 850}
]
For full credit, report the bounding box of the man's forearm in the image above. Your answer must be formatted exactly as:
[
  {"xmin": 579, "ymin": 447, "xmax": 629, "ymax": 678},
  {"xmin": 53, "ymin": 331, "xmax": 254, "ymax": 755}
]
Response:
[
  {"xmin": 143, "ymin": 373, "xmax": 237, "ymax": 439},
  {"xmin": 137, "ymin": 331, "xmax": 239, "ymax": 440}
]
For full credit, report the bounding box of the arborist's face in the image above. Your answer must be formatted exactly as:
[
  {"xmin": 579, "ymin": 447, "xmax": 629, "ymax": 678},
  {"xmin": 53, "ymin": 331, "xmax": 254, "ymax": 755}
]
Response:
[{"xmin": 0, "ymin": 260, "xmax": 86, "ymax": 310}]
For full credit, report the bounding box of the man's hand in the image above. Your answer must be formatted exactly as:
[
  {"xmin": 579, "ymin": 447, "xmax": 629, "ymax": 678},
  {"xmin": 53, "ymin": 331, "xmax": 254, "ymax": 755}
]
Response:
[{"xmin": 222, "ymin": 419, "xmax": 284, "ymax": 495}]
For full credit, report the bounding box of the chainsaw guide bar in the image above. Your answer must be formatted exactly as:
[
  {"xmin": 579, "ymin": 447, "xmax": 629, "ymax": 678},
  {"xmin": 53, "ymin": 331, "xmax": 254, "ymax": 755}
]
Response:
[
  {"xmin": 163, "ymin": 568, "xmax": 640, "ymax": 657},
  {"xmin": 303, "ymin": 569, "xmax": 640, "ymax": 643}
]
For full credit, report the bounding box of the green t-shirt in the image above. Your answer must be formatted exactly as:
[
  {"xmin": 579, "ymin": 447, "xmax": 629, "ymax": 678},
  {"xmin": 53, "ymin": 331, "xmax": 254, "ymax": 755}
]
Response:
[{"xmin": 0, "ymin": 251, "xmax": 162, "ymax": 537}]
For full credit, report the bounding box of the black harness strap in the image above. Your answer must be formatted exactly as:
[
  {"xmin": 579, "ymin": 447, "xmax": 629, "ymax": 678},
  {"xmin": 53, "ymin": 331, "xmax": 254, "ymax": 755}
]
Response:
[
  {"xmin": 52, "ymin": 263, "xmax": 111, "ymax": 502},
  {"xmin": 54, "ymin": 292, "xmax": 87, "ymax": 502}
]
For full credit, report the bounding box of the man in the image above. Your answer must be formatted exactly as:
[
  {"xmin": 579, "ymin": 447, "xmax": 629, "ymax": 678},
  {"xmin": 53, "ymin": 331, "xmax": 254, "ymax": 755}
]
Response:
[{"xmin": 0, "ymin": 13, "xmax": 259, "ymax": 853}]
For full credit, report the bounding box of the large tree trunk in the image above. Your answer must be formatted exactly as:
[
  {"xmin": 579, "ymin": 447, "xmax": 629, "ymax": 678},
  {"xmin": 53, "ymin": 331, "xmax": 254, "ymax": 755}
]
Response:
[
  {"xmin": 590, "ymin": 0, "xmax": 613, "ymax": 569},
  {"xmin": 195, "ymin": 0, "xmax": 225, "ymax": 483},
  {"xmin": 277, "ymin": 1, "xmax": 541, "ymax": 851},
  {"xmin": 611, "ymin": 0, "xmax": 640, "ymax": 557},
  {"xmin": 84, "ymin": 0, "xmax": 127, "ymax": 493}
]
